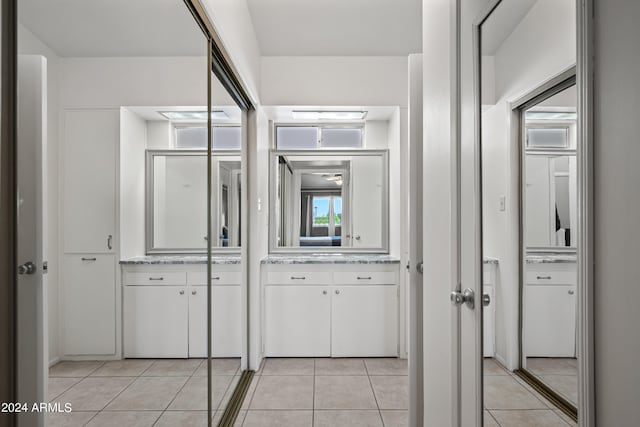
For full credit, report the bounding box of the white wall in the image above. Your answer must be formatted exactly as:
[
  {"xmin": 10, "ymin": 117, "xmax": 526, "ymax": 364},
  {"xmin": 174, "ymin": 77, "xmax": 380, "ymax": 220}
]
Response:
[
  {"xmin": 260, "ymin": 56, "xmax": 408, "ymax": 107},
  {"xmin": 593, "ymin": 0, "xmax": 640, "ymax": 424},
  {"xmin": 481, "ymin": 0, "xmax": 576, "ymax": 370},
  {"xmin": 119, "ymin": 109, "xmax": 147, "ymax": 259},
  {"xmin": 59, "ymin": 57, "xmax": 208, "ymax": 108},
  {"xmin": 17, "ymin": 24, "xmax": 60, "ymax": 366}
]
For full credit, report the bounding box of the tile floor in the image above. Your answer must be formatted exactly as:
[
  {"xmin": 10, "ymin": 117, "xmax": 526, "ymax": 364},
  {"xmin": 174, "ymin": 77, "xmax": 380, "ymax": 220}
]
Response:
[
  {"xmin": 526, "ymin": 357, "xmax": 578, "ymax": 407},
  {"xmin": 47, "ymin": 357, "xmax": 575, "ymax": 426},
  {"xmin": 47, "ymin": 358, "xmax": 240, "ymax": 426},
  {"xmin": 236, "ymin": 358, "xmax": 408, "ymax": 427},
  {"xmin": 484, "ymin": 358, "xmax": 577, "ymax": 427}
]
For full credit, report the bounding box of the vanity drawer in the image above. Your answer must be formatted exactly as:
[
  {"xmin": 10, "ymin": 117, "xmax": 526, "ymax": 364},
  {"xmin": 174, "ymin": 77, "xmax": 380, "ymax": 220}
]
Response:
[
  {"xmin": 187, "ymin": 271, "xmax": 241, "ymax": 285},
  {"xmin": 123, "ymin": 271, "xmax": 187, "ymax": 286},
  {"xmin": 333, "ymin": 271, "xmax": 397, "ymax": 285},
  {"xmin": 526, "ymin": 270, "xmax": 576, "ymax": 285},
  {"xmin": 266, "ymin": 271, "xmax": 332, "ymax": 285}
]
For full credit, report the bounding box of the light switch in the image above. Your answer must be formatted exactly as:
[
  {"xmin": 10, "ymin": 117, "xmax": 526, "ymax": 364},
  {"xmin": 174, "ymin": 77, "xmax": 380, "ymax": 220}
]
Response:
[{"xmin": 499, "ymin": 195, "xmax": 506, "ymax": 212}]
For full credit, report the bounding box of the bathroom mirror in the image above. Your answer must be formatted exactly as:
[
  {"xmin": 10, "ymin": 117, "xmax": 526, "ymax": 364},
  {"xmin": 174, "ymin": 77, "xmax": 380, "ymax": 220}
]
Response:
[
  {"xmin": 270, "ymin": 150, "xmax": 388, "ymax": 252},
  {"xmin": 525, "ymin": 153, "xmax": 577, "ymax": 249},
  {"xmin": 146, "ymin": 150, "xmax": 242, "ymax": 253}
]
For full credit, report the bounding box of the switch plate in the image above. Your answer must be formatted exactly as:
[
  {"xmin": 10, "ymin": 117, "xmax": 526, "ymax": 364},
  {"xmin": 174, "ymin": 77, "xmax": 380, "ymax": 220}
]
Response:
[{"xmin": 499, "ymin": 195, "xmax": 506, "ymax": 212}]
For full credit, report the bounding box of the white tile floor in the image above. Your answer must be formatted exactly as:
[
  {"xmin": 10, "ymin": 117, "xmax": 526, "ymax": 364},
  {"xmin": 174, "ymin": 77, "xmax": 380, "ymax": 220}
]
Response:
[
  {"xmin": 47, "ymin": 357, "xmax": 575, "ymax": 426},
  {"xmin": 236, "ymin": 358, "xmax": 408, "ymax": 427},
  {"xmin": 48, "ymin": 358, "xmax": 240, "ymax": 427},
  {"xmin": 484, "ymin": 358, "xmax": 577, "ymax": 427}
]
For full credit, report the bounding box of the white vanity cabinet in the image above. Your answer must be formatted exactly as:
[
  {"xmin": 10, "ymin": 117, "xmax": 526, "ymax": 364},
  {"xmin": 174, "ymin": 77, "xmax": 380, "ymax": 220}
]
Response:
[
  {"xmin": 263, "ymin": 263, "xmax": 399, "ymax": 358},
  {"xmin": 122, "ymin": 263, "xmax": 241, "ymax": 358},
  {"xmin": 524, "ymin": 262, "xmax": 577, "ymax": 357}
]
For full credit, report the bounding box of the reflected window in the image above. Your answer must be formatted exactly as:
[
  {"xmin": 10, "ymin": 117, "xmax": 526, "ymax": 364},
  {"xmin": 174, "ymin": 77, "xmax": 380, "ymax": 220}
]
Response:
[
  {"xmin": 276, "ymin": 125, "xmax": 363, "ymax": 150},
  {"xmin": 175, "ymin": 126, "xmax": 241, "ymax": 150}
]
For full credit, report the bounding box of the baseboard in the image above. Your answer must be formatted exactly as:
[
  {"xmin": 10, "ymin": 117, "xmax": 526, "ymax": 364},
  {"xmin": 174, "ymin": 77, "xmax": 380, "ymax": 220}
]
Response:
[
  {"xmin": 48, "ymin": 357, "xmax": 60, "ymax": 367},
  {"xmin": 494, "ymin": 354, "xmax": 509, "ymax": 371}
]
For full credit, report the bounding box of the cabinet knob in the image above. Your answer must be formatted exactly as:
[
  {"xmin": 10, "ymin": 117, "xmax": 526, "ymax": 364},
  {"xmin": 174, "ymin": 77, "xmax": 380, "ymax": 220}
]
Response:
[
  {"xmin": 322, "ymin": 290, "xmax": 327, "ymax": 295},
  {"xmin": 335, "ymin": 290, "xmax": 340, "ymax": 295},
  {"xmin": 568, "ymin": 290, "xmax": 575, "ymax": 295},
  {"xmin": 179, "ymin": 290, "xmax": 185, "ymax": 295},
  {"xmin": 192, "ymin": 290, "xmax": 197, "ymax": 295}
]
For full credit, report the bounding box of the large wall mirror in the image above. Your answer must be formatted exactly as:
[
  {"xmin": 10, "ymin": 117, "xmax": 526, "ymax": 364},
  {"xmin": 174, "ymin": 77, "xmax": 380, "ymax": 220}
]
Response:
[
  {"xmin": 270, "ymin": 150, "xmax": 389, "ymax": 252},
  {"xmin": 146, "ymin": 150, "xmax": 242, "ymax": 253}
]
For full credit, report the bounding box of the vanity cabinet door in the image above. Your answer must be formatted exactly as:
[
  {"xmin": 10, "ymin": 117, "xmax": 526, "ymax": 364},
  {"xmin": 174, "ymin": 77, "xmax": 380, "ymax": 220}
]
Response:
[
  {"xmin": 124, "ymin": 286, "xmax": 188, "ymax": 358},
  {"xmin": 331, "ymin": 285, "xmax": 398, "ymax": 357},
  {"xmin": 188, "ymin": 286, "xmax": 242, "ymax": 358},
  {"xmin": 524, "ymin": 285, "xmax": 576, "ymax": 357},
  {"xmin": 265, "ymin": 286, "xmax": 331, "ymax": 357}
]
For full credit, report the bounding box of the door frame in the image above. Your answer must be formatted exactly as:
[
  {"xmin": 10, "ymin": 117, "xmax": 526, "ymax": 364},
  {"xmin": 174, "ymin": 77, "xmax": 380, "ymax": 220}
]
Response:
[
  {"xmin": 471, "ymin": 0, "xmax": 595, "ymax": 425},
  {"xmin": 0, "ymin": 0, "xmax": 18, "ymax": 420}
]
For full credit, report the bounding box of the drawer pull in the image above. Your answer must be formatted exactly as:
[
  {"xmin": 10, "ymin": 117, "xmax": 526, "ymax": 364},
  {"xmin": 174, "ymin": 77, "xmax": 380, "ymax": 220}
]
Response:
[
  {"xmin": 335, "ymin": 289, "xmax": 341, "ymax": 295},
  {"xmin": 81, "ymin": 257, "xmax": 97, "ymax": 261},
  {"xmin": 179, "ymin": 290, "xmax": 185, "ymax": 295},
  {"xmin": 290, "ymin": 276, "xmax": 306, "ymax": 280},
  {"xmin": 212, "ymin": 276, "xmax": 221, "ymax": 280},
  {"xmin": 148, "ymin": 277, "xmax": 164, "ymax": 281},
  {"xmin": 192, "ymin": 290, "xmax": 197, "ymax": 295},
  {"xmin": 357, "ymin": 276, "xmax": 372, "ymax": 280},
  {"xmin": 322, "ymin": 290, "xmax": 328, "ymax": 295},
  {"xmin": 536, "ymin": 275, "xmax": 552, "ymax": 280},
  {"xmin": 568, "ymin": 290, "xmax": 575, "ymax": 295}
]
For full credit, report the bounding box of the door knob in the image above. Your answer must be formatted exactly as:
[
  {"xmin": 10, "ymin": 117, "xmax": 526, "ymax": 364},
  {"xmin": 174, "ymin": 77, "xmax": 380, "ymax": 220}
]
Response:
[
  {"xmin": 17, "ymin": 261, "xmax": 37, "ymax": 275},
  {"xmin": 451, "ymin": 288, "xmax": 475, "ymax": 309}
]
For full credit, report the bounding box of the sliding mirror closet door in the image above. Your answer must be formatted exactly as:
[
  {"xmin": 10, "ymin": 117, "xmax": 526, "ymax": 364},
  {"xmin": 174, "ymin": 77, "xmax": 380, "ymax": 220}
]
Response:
[
  {"xmin": 479, "ymin": 0, "xmax": 578, "ymax": 425},
  {"xmin": 205, "ymin": 65, "xmax": 246, "ymax": 424},
  {"xmin": 16, "ymin": 0, "xmax": 213, "ymax": 425}
]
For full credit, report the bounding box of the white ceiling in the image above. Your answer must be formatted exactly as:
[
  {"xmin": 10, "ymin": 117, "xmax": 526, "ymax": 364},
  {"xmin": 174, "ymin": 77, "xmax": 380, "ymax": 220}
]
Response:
[
  {"xmin": 246, "ymin": 0, "xmax": 422, "ymax": 56},
  {"xmin": 482, "ymin": 0, "xmax": 537, "ymax": 55},
  {"xmin": 18, "ymin": 0, "xmax": 206, "ymax": 57}
]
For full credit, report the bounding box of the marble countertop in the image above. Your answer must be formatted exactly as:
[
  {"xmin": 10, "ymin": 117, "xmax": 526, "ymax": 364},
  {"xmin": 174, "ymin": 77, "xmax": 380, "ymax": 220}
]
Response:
[
  {"xmin": 261, "ymin": 254, "xmax": 401, "ymax": 264},
  {"xmin": 526, "ymin": 253, "xmax": 577, "ymax": 263},
  {"xmin": 120, "ymin": 255, "xmax": 241, "ymax": 265}
]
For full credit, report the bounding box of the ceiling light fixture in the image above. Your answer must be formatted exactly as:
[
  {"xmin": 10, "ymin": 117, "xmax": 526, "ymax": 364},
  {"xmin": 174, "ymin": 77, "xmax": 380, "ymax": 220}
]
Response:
[
  {"xmin": 291, "ymin": 111, "xmax": 367, "ymax": 121},
  {"xmin": 159, "ymin": 111, "xmax": 229, "ymax": 121}
]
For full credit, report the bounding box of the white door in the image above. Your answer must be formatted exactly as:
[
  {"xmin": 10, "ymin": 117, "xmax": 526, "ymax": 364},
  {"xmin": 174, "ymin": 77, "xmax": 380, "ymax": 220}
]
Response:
[
  {"xmin": 189, "ymin": 286, "xmax": 242, "ymax": 357},
  {"xmin": 63, "ymin": 255, "xmax": 116, "ymax": 355},
  {"xmin": 63, "ymin": 109, "xmax": 117, "ymax": 253},
  {"xmin": 124, "ymin": 286, "xmax": 188, "ymax": 358},
  {"xmin": 16, "ymin": 55, "xmax": 47, "ymax": 427},
  {"xmin": 350, "ymin": 156, "xmax": 383, "ymax": 248},
  {"xmin": 264, "ymin": 286, "xmax": 331, "ymax": 357},
  {"xmin": 331, "ymin": 285, "xmax": 398, "ymax": 357}
]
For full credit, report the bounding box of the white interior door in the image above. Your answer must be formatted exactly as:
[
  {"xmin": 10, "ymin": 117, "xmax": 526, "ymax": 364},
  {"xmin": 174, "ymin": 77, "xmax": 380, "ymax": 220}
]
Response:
[{"xmin": 16, "ymin": 54, "xmax": 47, "ymax": 427}]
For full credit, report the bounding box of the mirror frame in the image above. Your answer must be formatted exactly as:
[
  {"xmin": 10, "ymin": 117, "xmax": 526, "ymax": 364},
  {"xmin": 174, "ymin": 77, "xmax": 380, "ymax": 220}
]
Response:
[
  {"xmin": 268, "ymin": 149, "xmax": 390, "ymax": 254},
  {"xmin": 145, "ymin": 149, "xmax": 242, "ymax": 254}
]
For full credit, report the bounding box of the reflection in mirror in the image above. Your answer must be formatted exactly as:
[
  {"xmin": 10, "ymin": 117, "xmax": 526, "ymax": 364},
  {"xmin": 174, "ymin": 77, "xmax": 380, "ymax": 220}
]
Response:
[
  {"xmin": 479, "ymin": 0, "xmax": 578, "ymax": 422},
  {"xmin": 272, "ymin": 151, "xmax": 387, "ymax": 251},
  {"xmin": 147, "ymin": 151, "xmax": 242, "ymax": 253},
  {"xmin": 522, "ymin": 83, "xmax": 578, "ymax": 409}
]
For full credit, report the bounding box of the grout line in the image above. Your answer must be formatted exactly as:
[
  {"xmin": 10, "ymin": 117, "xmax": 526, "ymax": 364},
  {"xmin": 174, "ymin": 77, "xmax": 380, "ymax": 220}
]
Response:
[
  {"xmin": 362, "ymin": 359, "xmax": 384, "ymax": 422},
  {"xmin": 486, "ymin": 409, "xmax": 502, "ymax": 427},
  {"xmin": 311, "ymin": 359, "xmax": 316, "ymax": 427}
]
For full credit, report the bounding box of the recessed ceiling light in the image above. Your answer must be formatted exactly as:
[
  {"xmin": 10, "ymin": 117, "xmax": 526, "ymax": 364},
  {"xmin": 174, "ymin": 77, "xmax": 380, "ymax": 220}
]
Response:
[
  {"xmin": 159, "ymin": 111, "xmax": 229, "ymax": 121},
  {"xmin": 291, "ymin": 111, "xmax": 367, "ymax": 120}
]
